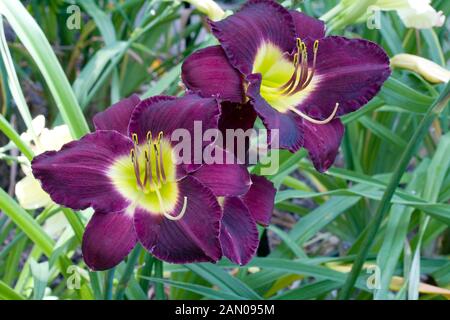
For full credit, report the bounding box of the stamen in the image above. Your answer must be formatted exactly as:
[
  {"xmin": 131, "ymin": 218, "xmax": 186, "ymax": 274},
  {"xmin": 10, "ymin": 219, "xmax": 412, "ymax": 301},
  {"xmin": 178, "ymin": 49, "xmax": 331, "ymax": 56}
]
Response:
[
  {"xmin": 154, "ymin": 186, "xmax": 188, "ymax": 221},
  {"xmin": 157, "ymin": 132, "xmax": 167, "ymax": 183},
  {"xmin": 130, "ymin": 149, "xmax": 143, "ymax": 189},
  {"xmin": 145, "ymin": 131, "xmax": 153, "ymax": 188},
  {"xmin": 289, "ymin": 103, "xmax": 340, "ymax": 125},
  {"xmin": 277, "ymin": 39, "xmax": 320, "ymax": 97},
  {"xmin": 277, "ymin": 39, "xmax": 303, "ymax": 92},
  {"xmin": 143, "ymin": 150, "xmax": 150, "ymax": 188},
  {"xmin": 297, "ymin": 40, "xmax": 319, "ymax": 93},
  {"xmin": 153, "ymin": 143, "xmax": 161, "ymax": 187}
]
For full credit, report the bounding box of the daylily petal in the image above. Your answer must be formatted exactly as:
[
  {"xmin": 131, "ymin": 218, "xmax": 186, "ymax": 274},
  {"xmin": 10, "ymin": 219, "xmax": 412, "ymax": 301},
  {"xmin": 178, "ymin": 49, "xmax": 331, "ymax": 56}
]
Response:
[
  {"xmin": 298, "ymin": 36, "xmax": 391, "ymax": 119},
  {"xmin": 134, "ymin": 176, "xmax": 222, "ymax": 263},
  {"xmin": 247, "ymin": 73, "xmax": 304, "ymax": 152},
  {"xmin": 219, "ymin": 102, "xmax": 257, "ymax": 162},
  {"xmin": 182, "ymin": 46, "xmax": 245, "ymax": 103},
  {"xmin": 219, "ymin": 102, "xmax": 257, "ymax": 133},
  {"xmin": 241, "ymin": 174, "xmax": 275, "ymax": 226},
  {"xmin": 31, "ymin": 131, "xmax": 133, "ymax": 213},
  {"xmin": 220, "ymin": 197, "xmax": 259, "ymax": 265},
  {"xmin": 290, "ymin": 10, "xmax": 325, "ymax": 41},
  {"xmin": 191, "ymin": 161, "xmax": 251, "ymax": 197},
  {"xmin": 128, "ymin": 94, "xmax": 220, "ymax": 143},
  {"xmin": 82, "ymin": 210, "xmax": 137, "ymax": 271},
  {"xmin": 93, "ymin": 94, "xmax": 141, "ymax": 135},
  {"xmin": 209, "ymin": 0, "xmax": 296, "ymax": 75},
  {"xmin": 302, "ymin": 118, "xmax": 344, "ymax": 173}
]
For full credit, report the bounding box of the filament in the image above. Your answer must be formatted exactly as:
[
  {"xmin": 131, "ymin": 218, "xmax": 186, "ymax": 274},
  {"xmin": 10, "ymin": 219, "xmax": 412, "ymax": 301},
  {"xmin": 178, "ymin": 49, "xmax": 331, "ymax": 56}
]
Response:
[
  {"xmin": 289, "ymin": 103, "xmax": 340, "ymax": 125},
  {"xmin": 157, "ymin": 132, "xmax": 167, "ymax": 183}
]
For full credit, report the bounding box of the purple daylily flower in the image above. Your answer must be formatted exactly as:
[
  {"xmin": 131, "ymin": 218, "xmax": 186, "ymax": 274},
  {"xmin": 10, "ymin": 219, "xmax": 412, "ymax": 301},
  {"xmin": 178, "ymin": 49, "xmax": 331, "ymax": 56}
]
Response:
[
  {"xmin": 32, "ymin": 94, "xmax": 253, "ymax": 270},
  {"xmin": 181, "ymin": 0, "xmax": 391, "ymax": 172},
  {"xmin": 195, "ymin": 168, "xmax": 276, "ymax": 265},
  {"xmin": 220, "ymin": 175, "xmax": 275, "ymax": 265}
]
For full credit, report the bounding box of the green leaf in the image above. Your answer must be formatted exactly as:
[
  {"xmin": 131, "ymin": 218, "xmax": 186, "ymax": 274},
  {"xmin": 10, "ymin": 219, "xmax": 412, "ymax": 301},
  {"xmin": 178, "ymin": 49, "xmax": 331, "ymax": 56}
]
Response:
[
  {"xmin": 141, "ymin": 277, "xmax": 247, "ymax": 300},
  {"xmin": 0, "ymin": 0, "xmax": 89, "ymax": 138},
  {"xmin": 0, "ymin": 188, "xmax": 54, "ymax": 257},
  {"xmin": 185, "ymin": 263, "xmax": 262, "ymax": 300},
  {"xmin": 0, "ymin": 280, "xmax": 25, "ymax": 300}
]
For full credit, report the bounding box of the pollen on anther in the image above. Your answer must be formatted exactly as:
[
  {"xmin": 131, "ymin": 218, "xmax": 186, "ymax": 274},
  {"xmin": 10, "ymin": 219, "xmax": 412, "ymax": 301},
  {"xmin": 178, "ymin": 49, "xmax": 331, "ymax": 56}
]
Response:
[
  {"xmin": 132, "ymin": 133, "xmax": 139, "ymax": 145},
  {"xmin": 314, "ymin": 40, "xmax": 319, "ymax": 51}
]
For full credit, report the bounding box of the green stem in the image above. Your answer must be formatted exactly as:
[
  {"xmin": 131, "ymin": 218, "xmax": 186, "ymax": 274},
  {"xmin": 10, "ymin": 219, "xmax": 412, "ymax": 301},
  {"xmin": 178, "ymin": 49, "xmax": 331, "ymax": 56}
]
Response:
[
  {"xmin": 61, "ymin": 208, "xmax": 85, "ymax": 244},
  {"xmin": 104, "ymin": 268, "xmax": 115, "ymax": 300},
  {"xmin": 89, "ymin": 272, "xmax": 103, "ymax": 300},
  {"xmin": 115, "ymin": 245, "xmax": 142, "ymax": 300},
  {"xmin": 154, "ymin": 259, "xmax": 165, "ymax": 300},
  {"xmin": 338, "ymin": 83, "xmax": 450, "ymax": 299},
  {"xmin": 139, "ymin": 253, "xmax": 155, "ymax": 292},
  {"xmin": 0, "ymin": 0, "xmax": 90, "ymax": 139},
  {"xmin": 0, "ymin": 115, "xmax": 34, "ymax": 160}
]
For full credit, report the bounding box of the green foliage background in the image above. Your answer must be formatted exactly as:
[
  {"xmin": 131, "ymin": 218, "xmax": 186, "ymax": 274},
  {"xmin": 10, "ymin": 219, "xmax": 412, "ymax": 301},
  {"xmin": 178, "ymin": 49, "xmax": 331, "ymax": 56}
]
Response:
[{"xmin": 0, "ymin": 0, "xmax": 449, "ymax": 300}]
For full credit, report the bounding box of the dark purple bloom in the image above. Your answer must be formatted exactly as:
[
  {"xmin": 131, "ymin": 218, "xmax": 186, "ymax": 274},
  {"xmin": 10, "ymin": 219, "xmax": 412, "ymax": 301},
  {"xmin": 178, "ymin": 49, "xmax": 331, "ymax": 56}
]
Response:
[
  {"xmin": 32, "ymin": 94, "xmax": 252, "ymax": 270},
  {"xmin": 196, "ymin": 171, "xmax": 276, "ymax": 265},
  {"xmin": 181, "ymin": 0, "xmax": 391, "ymax": 172}
]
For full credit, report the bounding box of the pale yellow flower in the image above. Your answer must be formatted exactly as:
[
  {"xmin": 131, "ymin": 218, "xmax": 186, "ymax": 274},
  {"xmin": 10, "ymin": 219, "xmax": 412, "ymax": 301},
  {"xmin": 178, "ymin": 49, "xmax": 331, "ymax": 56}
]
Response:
[
  {"xmin": 324, "ymin": 0, "xmax": 445, "ymax": 30},
  {"xmin": 183, "ymin": 0, "xmax": 226, "ymax": 21},
  {"xmin": 391, "ymin": 54, "xmax": 450, "ymax": 83},
  {"xmin": 15, "ymin": 115, "xmax": 72, "ymax": 210}
]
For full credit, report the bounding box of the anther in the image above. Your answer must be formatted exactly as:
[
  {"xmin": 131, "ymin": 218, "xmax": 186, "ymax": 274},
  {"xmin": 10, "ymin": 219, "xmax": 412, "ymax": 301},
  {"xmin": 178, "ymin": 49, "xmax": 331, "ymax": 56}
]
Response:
[
  {"xmin": 153, "ymin": 143, "xmax": 161, "ymax": 187},
  {"xmin": 313, "ymin": 39, "xmax": 319, "ymax": 52},
  {"xmin": 132, "ymin": 133, "xmax": 138, "ymax": 145},
  {"xmin": 130, "ymin": 149, "xmax": 143, "ymax": 189}
]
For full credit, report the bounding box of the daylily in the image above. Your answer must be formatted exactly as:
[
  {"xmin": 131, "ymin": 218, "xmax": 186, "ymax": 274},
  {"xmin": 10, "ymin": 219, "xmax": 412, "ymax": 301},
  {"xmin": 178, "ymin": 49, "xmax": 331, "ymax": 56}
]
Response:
[
  {"xmin": 391, "ymin": 53, "xmax": 450, "ymax": 83},
  {"xmin": 182, "ymin": 0, "xmax": 391, "ymax": 172},
  {"xmin": 32, "ymin": 94, "xmax": 252, "ymax": 270},
  {"xmin": 216, "ymin": 174, "xmax": 275, "ymax": 265},
  {"xmin": 183, "ymin": 0, "xmax": 226, "ymax": 21},
  {"xmin": 378, "ymin": 0, "xmax": 445, "ymax": 29},
  {"xmin": 15, "ymin": 115, "xmax": 72, "ymax": 210},
  {"xmin": 324, "ymin": 0, "xmax": 445, "ymax": 30}
]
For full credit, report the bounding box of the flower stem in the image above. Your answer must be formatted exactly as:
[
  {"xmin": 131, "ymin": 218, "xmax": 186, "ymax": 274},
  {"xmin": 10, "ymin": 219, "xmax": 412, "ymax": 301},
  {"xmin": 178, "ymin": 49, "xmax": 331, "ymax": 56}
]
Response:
[
  {"xmin": 103, "ymin": 268, "xmax": 115, "ymax": 300},
  {"xmin": 338, "ymin": 82, "xmax": 450, "ymax": 299},
  {"xmin": 0, "ymin": 115, "xmax": 34, "ymax": 160},
  {"xmin": 154, "ymin": 259, "xmax": 165, "ymax": 300},
  {"xmin": 139, "ymin": 253, "xmax": 155, "ymax": 293},
  {"xmin": 115, "ymin": 245, "xmax": 142, "ymax": 300},
  {"xmin": 89, "ymin": 271, "xmax": 103, "ymax": 301}
]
